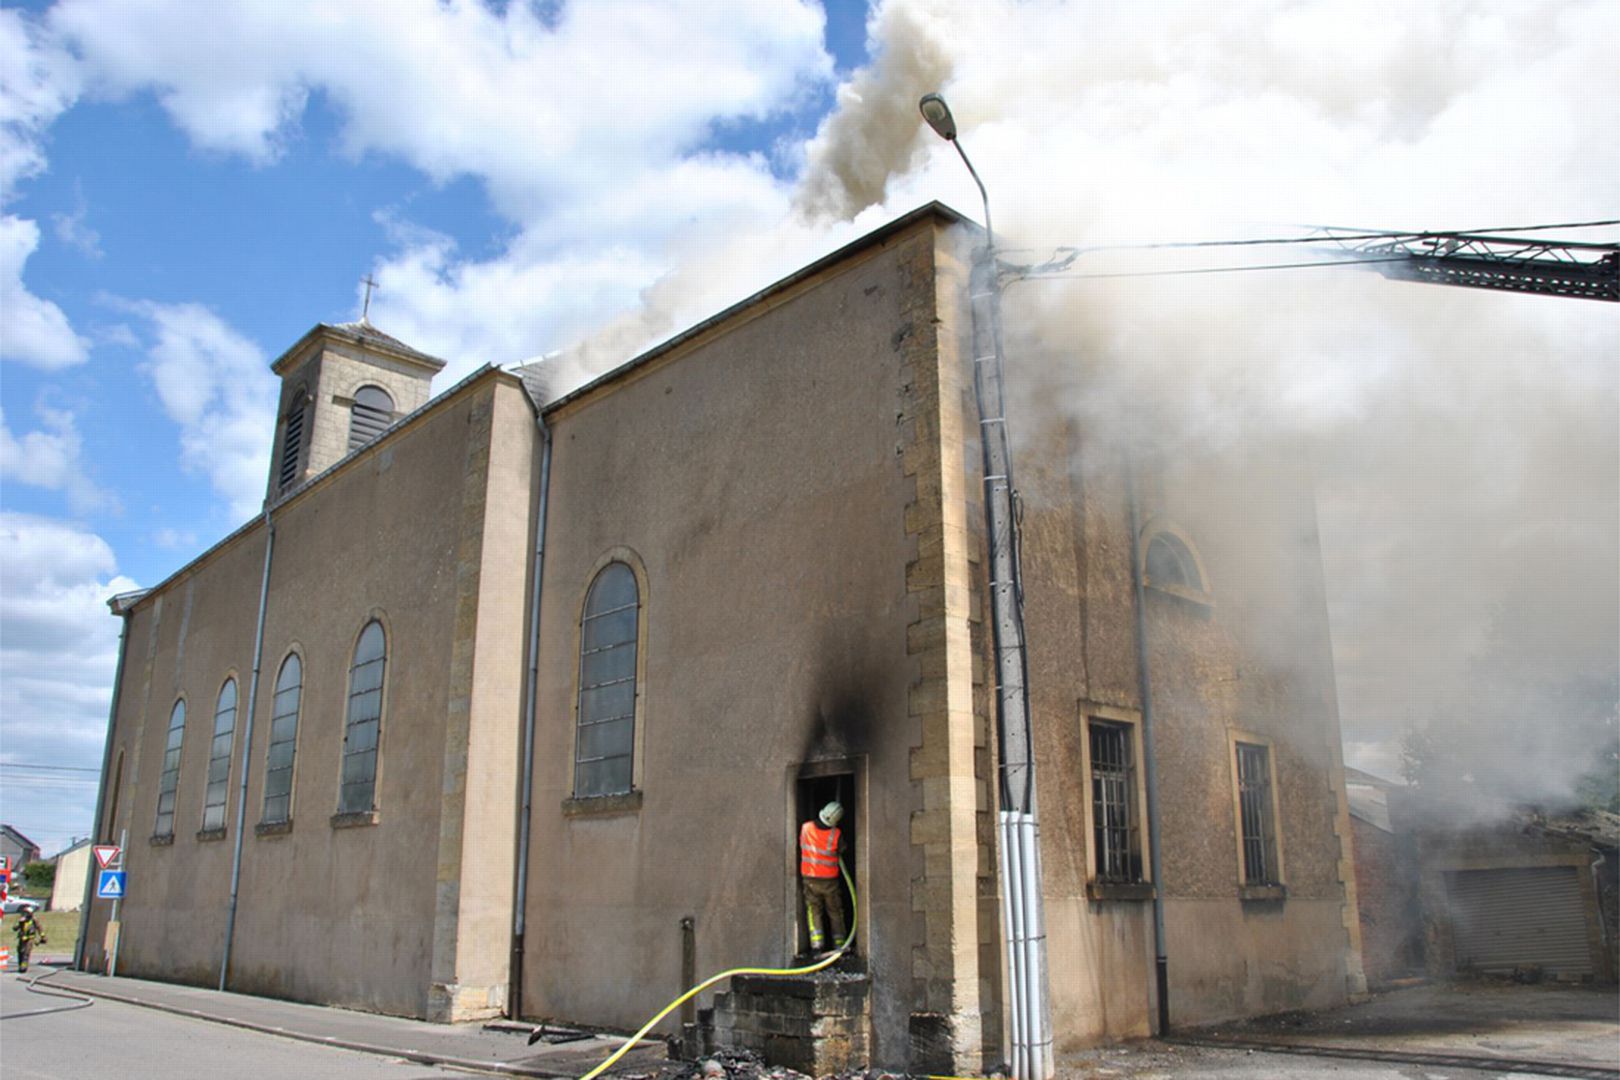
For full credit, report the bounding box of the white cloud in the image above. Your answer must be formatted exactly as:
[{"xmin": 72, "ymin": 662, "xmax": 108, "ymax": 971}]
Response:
[
  {"xmin": 152, "ymin": 526, "xmax": 197, "ymax": 551},
  {"xmin": 115, "ymin": 299, "xmax": 275, "ymax": 521},
  {"xmin": 49, "ymin": 0, "xmax": 830, "ymax": 211},
  {"xmin": 0, "ymin": 6, "xmax": 81, "ymax": 193},
  {"xmin": 37, "ymin": 0, "xmax": 836, "ymax": 386},
  {"xmin": 0, "ymin": 214, "xmax": 89, "ymax": 368},
  {"xmin": 51, "ymin": 200, "xmax": 101, "ymax": 259},
  {"xmin": 0, "ymin": 512, "xmax": 137, "ymax": 845},
  {"xmin": 0, "ymin": 401, "xmax": 114, "ymax": 512}
]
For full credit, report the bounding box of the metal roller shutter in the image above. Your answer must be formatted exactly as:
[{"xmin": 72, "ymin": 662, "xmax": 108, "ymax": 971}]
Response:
[{"xmin": 1446, "ymin": 866, "xmax": 1593, "ymax": 977}]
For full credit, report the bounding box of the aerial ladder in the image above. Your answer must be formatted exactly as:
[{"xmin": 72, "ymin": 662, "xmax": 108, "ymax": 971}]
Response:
[
  {"xmin": 1002, "ymin": 222, "xmax": 1618, "ymax": 303},
  {"xmin": 1319, "ymin": 227, "xmax": 1618, "ymax": 302}
]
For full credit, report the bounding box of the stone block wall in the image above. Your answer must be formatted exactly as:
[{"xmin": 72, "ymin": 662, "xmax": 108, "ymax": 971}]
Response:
[{"xmin": 689, "ymin": 971, "xmax": 872, "ymax": 1075}]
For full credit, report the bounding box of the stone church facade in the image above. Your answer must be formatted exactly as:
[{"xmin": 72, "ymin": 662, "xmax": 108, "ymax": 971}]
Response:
[{"xmin": 82, "ymin": 204, "xmax": 1364, "ymax": 1070}]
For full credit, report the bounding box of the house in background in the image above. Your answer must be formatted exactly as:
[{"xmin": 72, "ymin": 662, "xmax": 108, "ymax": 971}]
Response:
[
  {"xmin": 1347, "ymin": 768, "xmax": 1617, "ymax": 985},
  {"xmin": 1343, "ymin": 768, "xmax": 1423, "ymax": 987},
  {"xmin": 0, "ymin": 825, "xmax": 41, "ymax": 872},
  {"xmin": 1399, "ymin": 794, "xmax": 1617, "ymax": 983},
  {"xmin": 78, "ymin": 204, "xmax": 1366, "ymax": 1073},
  {"xmin": 50, "ymin": 838, "xmax": 93, "ymax": 911}
]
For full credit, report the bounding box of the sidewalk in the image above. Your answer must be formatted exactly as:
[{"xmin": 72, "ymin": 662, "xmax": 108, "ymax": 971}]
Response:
[{"xmin": 27, "ymin": 961, "xmax": 667, "ymax": 1078}]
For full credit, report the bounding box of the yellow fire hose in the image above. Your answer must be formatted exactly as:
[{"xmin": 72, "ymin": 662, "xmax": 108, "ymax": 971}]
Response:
[{"xmin": 578, "ymin": 864, "xmax": 859, "ymax": 1080}]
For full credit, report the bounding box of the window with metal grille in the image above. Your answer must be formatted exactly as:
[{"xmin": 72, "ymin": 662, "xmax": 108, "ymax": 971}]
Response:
[
  {"xmin": 1090, "ymin": 720, "xmax": 1142, "ymax": 882},
  {"xmin": 201, "ymin": 679, "xmax": 237, "ymax": 831},
  {"xmin": 575, "ymin": 563, "xmax": 638, "ymax": 798},
  {"xmin": 154, "ymin": 699, "xmax": 186, "ymax": 837},
  {"xmin": 1236, "ymin": 742, "xmax": 1279, "ymax": 884},
  {"xmin": 278, "ymin": 400, "xmax": 306, "ymax": 489},
  {"xmin": 348, "ymin": 385, "xmax": 394, "ymax": 452},
  {"xmin": 339, "ymin": 622, "xmax": 386, "ymax": 814},
  {"xmin": 262, "ymin": 654, "xmax": 301, "ymax": 825}
]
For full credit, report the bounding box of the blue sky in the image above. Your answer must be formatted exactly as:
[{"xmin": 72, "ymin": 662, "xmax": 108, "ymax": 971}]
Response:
[{"xmin": 2, "ymin": 0, "xmax": 1616, "ymax": 857}]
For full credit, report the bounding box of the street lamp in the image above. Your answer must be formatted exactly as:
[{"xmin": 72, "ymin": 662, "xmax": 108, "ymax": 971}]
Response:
[
  {"xmin": 919, "ymin": 92, "xmax": 1051, "ymax": 1080},
  {"xmin": 918, "ymin": 93, "xmax": 991, "ymax": 241}
]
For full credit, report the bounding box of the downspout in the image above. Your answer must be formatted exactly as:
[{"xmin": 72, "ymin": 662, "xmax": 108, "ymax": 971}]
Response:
[
  {"xmin": 220, "ymin": 509, "xmax": 275, "ymax": 991},
  {"xmin": 75, "ymin": 592, "xmax": 142, "ymax": 970},
  {"xmin": 509, "ymin": 407, "xmax": 553, "ymax": 1019},
  {"xmin": 1125, "ymin": 462, "xmax": 1170, "ymax": 1035}
]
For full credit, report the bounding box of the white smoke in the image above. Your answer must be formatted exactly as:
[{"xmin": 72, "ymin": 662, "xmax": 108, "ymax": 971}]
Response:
[{"xmin": 786, "ymin": 0, "xmax": 1619, "ymax": 810}]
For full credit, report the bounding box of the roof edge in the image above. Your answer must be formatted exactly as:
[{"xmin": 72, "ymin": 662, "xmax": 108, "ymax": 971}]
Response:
[
  {"xmin": 269, "ymin": 321, "xmax": 447, "ymax": 376},
  {"xmin": 542, "ymin": 201, "xmax": 974, "ymax": 414},
  {"xmin": 121, "ymin": 365, "xmax": 516, "ymax": 613}
]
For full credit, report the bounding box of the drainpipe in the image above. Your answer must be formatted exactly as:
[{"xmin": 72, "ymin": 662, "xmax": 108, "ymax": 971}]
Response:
[
  {"xmin": 509, "ymin": 407, "xmax": 553, "ymax": 1019},
  {"xmin": 75, "ymin": 592, "xmax": 144, "ymax": 970},
  {"xmin": 220, "ymin": 509, "xmax": 275, "ymax": 991},
  {"xmin": 1125, "ymin": 462, "xmax": 1170, "ymax": 1035},
  {"xmin": 965, "ymin": 223, "xmax": 1052, "ymax": 1080}
]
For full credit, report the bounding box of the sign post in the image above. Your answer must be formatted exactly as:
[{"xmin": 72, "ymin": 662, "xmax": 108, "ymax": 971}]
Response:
[{"xmin": 103, "ymin": 828, "xmax": 126, "ymax": 976}]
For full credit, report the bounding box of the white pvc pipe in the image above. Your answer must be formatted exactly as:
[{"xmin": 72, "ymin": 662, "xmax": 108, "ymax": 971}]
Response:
[
  {"xmin": 1000, "ymin": 810, "xmax": 1028, "ymax": 1079},
  {"xmin": 1019, "ymin": 813, "xmax": 1053, "ymax": 1079}
]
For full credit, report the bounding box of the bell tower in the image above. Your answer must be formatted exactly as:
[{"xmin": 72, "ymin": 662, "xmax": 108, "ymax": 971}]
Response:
[{"xmin": 266, "ymin": 320, "xmax": 446, "ymax": 504}]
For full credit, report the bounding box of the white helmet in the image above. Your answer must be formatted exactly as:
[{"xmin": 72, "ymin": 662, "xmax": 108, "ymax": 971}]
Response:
[{"xmin": 819, "ymin": 801, "xmax": 844, "ymax": 828}]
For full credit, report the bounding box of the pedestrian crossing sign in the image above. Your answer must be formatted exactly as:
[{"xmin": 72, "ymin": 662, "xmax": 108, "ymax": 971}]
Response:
[{"xmin": 97, "ymin": 869, "xmax": 127, "ymax": 899}]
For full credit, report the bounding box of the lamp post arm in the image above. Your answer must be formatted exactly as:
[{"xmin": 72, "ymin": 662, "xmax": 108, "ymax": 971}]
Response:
[{"xmin": 952, "ymin": 139, "xmax": 994, "ymax": 251}]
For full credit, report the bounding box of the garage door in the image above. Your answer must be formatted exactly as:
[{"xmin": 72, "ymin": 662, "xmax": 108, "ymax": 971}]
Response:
[{"xmin": 1446, "ymin": 866, "xmax": 1593, "ymax": 977}]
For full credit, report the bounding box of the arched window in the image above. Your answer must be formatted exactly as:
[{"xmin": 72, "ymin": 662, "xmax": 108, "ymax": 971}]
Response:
[
  {"xmin": 1143, "ymin": 527, "xmax": 1211, "ymax": 603},
  {"xmin": 154, "ymin": 699, "xmax": 186, "ymax": 837},
  {"xmin": 575, "ymin": 563, "xmax": 639, "ymax": 798},
  {"xmin": 201, "ymin": 679, "xmax": 237, "ymax": 832},
  {"xmin": 262, "ymin": 654, "xmax": 302, "ymax": 825},
  {"xmin": 339, "ymin": 622, "xmax": 386, "ymax": 814},
  {"xmin": 348, "ymin": 385, "xmax": 395, "ymax": 452}
]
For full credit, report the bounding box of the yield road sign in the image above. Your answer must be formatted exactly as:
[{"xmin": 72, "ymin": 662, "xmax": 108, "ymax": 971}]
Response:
[
  {"xmin": 97, "ymin": 870, "xmax": 127, "ymax": 899},
  {"xmin": 94, "ymin": 845, "xmax": 121, "ymax": 869}
]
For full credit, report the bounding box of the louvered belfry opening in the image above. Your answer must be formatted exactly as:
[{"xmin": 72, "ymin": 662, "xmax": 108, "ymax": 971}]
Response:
[
  {"xmin": 348, "ymin": 385, "xmax": 395, "ymax": 452},
  {"xmin": 278, "ymin": 403, "xmax": 305, "ymax": 489},
  {"xmin": 264, "ymin": 322, "xmax": 445, "ymax": 503}
]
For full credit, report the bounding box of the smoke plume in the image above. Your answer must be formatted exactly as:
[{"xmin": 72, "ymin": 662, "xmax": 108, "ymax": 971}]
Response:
[{"xmin": 791, "ymin": 0, "xmax": 1620, "ymax": 812}]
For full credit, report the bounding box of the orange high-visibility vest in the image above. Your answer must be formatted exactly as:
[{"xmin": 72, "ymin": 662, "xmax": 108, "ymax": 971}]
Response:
[{"xmin": 799, "ymin": 821, "xmax": 841, "ymax": 878}]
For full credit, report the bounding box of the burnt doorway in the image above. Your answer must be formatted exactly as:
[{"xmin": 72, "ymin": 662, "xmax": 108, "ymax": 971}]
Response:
[{"xmin": 795, "ymin": 765, "xmax": 857, "ymax": 958}]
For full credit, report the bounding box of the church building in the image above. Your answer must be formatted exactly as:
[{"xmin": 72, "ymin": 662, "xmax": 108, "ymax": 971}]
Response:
[{"xmin": 82, "ymin": 204, "xmax": 1365, "ymax": 1072}]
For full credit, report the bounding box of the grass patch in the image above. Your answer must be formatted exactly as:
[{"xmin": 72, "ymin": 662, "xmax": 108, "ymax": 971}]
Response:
[{"xmin": 9, "ymin": 909, "xmax": 81, "ymax": 953}]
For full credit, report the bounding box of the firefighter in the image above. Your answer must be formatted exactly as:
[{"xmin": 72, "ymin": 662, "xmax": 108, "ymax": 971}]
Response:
[
  {"xmin": 13, "ymin": 908, "xmax": 45, "ymax": 973},
  {"xmin": 799, "ymin": 801, "xmax": 848, "ymax": 957}
]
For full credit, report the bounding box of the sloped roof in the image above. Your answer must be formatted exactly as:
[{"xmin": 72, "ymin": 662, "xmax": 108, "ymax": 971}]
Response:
[
  {"xmin": 270, "ymin": 319, "xmax": 446, "ymax": 375},
  {"xmin": 1343, "ymin": 766, "xmax": 1402, "ymax": 789},
  {"xmin": 1347, "ymin": 785, "xmax": 1392, "ymax": 832},
  {"xmin": 1, "ymin": 824, "xmax": 40, "ymax": 852}
]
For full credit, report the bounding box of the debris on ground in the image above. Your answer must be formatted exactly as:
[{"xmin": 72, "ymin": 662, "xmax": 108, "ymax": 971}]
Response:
[{"xmin": 648, "ymin": 1047, "xmax": 810, "ymax": 1080}]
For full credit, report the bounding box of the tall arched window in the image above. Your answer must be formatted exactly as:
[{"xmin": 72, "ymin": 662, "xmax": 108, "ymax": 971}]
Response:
[
  {"xmin": 154, "ymin": 699, "xmax": 186, "ymax": 837},
  {"xmin": 575, "ymin": 563, "xmax": 639, "ymax": 798},
  {"xmin": 201, "ymin": 679, "xmax": 237, "ymax": 832},
  {"xmin": 348, "ymin": 385, "xmax": 395, "ymax": 452},
  {"xmin": 339, "ymin": 621, "xmax": 386, "ymax": 814},
  {"xmin": 262, "ymin": 654, "xmax": 302, "ymax": 825}
]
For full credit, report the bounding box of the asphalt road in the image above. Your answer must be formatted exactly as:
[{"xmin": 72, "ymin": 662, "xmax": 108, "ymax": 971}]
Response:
[
  {"xmin": 0, "ymin": 970, "xmax": 466, "ymax": 1080},
  {"xmin": 2, "ymin": 964, "xmax": 1603, "ymax": 1080}
]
